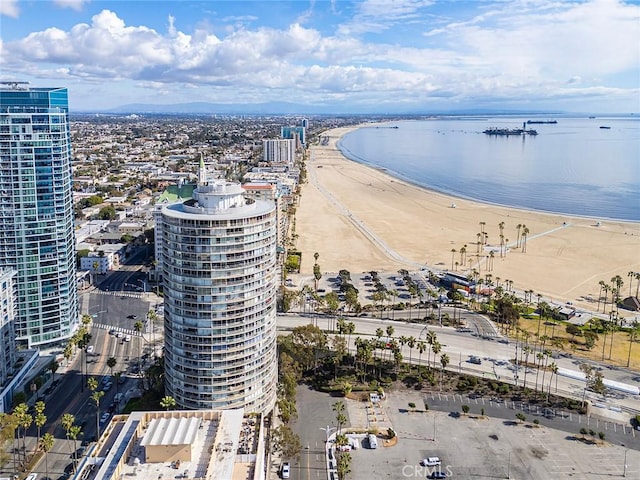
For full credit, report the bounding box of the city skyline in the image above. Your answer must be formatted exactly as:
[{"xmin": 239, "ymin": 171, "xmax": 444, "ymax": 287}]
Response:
[{"xmin": 1, "ymin": 0, "xmax": 639, "ymax": 113}]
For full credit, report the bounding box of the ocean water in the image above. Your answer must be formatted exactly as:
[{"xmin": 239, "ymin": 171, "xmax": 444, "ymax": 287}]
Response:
[{"xmin": 337, "ymin": 117, "xmax": 640, "ymax": 222}]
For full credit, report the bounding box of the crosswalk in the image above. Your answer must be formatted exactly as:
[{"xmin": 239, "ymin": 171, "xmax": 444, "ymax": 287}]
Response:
[
  {"xmin": 92, "ymin": 322, "xmax": 141, "ymax": 337},
  {"xmin": 94, "ymin": 290, "xmax": 144, "ymax": 299}
]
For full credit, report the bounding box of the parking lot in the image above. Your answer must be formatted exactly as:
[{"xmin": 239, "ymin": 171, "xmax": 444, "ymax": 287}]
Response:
[{"xmin": 343, "ymin": 389, "xmax": 639, "ymax": 479}]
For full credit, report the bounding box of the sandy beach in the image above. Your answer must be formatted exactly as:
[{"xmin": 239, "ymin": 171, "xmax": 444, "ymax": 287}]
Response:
[{"xmin": 295, "ymin": 126, "xmax": 640, "ymax": 315}]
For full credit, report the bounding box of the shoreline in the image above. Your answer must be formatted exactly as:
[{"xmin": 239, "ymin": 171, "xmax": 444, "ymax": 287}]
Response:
[
  {"xmin": 336, "ymin": 123, "xmax": 640, "ymax": 225},
  {"xmin": 295, "ymin": 126, "xmax": 640, "ymax": 316}
]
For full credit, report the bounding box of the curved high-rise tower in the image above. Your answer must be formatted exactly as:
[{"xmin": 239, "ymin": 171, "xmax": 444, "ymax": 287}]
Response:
[
  {"xmin": 159, "ymin": 161, "xmax": 277, "ymax": 414},
  {"xmin": 0, "ymin": 85, "xmax": 78, "ymax": 347}
]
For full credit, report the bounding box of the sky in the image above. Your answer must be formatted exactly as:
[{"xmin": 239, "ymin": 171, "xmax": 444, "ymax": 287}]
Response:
[{"xmin": 1, "ymin": 0, "xmax": 639, "ymax": 113}]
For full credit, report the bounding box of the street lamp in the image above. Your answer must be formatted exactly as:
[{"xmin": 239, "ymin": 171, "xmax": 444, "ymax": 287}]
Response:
[{"xmin": 320, "ymin": 425, "xmax": 336, "ymax": 443}]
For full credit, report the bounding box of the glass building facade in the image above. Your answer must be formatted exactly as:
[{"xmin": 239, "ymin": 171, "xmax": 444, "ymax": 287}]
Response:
[
  {"xmin": 159, "ymin": 170, "xmax": 278, "ymax": 414},
  {"xmin": 0, "ymin": 85, "xmax": 78, "ymax": 347}
]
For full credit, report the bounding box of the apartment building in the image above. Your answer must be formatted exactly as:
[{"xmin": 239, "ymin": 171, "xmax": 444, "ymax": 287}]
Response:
[
  {"xmin": 0, "ymin": 84, "xmax": 78, "ymax": 347},
  {"xmin": 157, "ymin": 159, "xmax": 277, "ymax": 414}
]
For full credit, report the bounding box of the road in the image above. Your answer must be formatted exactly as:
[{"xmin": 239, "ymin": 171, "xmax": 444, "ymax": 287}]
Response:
[
  {"xmin": 277, "ymin": 313, "xmax": 640, "ymax": 418},
  {"xmin": 0, "ymin": 249, "xmax": 159, "ymax": 480},
  {"xmin": 290, "ymin": 386, "xmax": 344, "ymax": 480}
]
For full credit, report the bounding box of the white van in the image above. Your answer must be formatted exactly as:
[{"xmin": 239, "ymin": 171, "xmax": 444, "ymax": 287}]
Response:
[
  {"xmin": 25, "ymin": 474, "xmax": 38, "ymax": 480},
  {"xmin": 421, "ymin": 456, "xmax": 441, "ymax": 467},
  {"xmin": 367, "ymin": 434, "xmax": 378, "ymax": 449}
]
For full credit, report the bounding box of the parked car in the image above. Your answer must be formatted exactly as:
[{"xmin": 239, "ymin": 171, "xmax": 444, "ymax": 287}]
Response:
[
  {"xmin": 421, "ymin": 457, "xmax": 441, "ymax": 467},
  {"xmin": 86, "ymin": 345, "xmax": 94, "ymax": 354},
  {"xmin": 99, "ymin": 412, "xmax": 111, "ymax": 425},
  {"xmin": 281, "ymin": 462, "xmax": 290, "ymax": 479}
]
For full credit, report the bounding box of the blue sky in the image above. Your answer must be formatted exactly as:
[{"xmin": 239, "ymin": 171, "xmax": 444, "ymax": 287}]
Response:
[{"xmin": 1, "ymin": 0, "xmax": 639, "ymax": 113}]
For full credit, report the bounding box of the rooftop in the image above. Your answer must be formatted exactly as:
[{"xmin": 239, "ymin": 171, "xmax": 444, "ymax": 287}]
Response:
[{"xmin": 76, "ymin": 408, "xmax": 265, "ymax": 480}]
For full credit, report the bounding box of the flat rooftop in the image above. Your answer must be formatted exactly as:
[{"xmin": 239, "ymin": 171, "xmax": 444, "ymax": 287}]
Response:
[{"xmin": 81, "ymin": 408, "xmax": 264, "ymax": 480}]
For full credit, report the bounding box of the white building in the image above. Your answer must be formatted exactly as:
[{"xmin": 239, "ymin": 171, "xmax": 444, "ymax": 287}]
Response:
[
  {"xmin": 157, "ymin": 159, "xmax": 278, "ymax": 414},
  {"xmin": 81, "ymin": 408, "xmax": 266, "ymax": 480},
  {"xmin": 80, "ymin": 252, "xmax": 117, "ymax": 274},
  {"xmin": 0, "ymin": 270, "xmax": 17, "ymax": 392},
  {"xmin": 263, "ymin": 138, "xmax": 295, "ymax": 163}
]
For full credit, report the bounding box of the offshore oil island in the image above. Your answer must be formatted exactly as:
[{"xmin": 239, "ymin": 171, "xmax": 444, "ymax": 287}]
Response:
[{"xmin": 483, "ymin": 121, "xmax": 538, "ymax": 136}]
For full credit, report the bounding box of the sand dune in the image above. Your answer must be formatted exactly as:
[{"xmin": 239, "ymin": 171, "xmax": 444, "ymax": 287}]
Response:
[{"xmin": 294, "ymin": 126, "xmax": 640, "ymax": 317}]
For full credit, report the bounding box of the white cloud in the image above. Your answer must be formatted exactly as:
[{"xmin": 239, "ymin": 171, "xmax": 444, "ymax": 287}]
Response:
[
  {"xmin": 1, "ymin": 1, "xmax": 638, "ymax": 111},
  {"xmin": 53, "ymin": 0, "xmax": 89, "ymax": 11},
  {"xmin": 0, "ymin": 0, "xmax": 19, "ymax": 18}
]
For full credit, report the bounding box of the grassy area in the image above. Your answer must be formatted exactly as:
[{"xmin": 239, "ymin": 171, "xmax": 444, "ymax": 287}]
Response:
[{"xmin": 513, "ymin": 317, "xmax": 639, "ymax": 369}]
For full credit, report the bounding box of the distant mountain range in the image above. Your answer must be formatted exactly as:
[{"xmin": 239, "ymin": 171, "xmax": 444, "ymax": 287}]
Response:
[{"xmin": 91, "ymin": 101, "xmax": 567, "ymax": 116}]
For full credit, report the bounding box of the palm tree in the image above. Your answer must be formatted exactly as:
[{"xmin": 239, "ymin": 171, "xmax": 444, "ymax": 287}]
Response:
[
  {"xmin": 450, "ymin": 249, "xmax": 456, "ymax": 270},
  {"xmin": 160, "ymin": 396, "xmax": 177, "ymax": 411},
  {"xmin": 417, "ymin": 340, "xmax": 427, "ymax": 368},
  {"xmin": 459, "ymin": 245, "xmax": 467, "ymax": 266},
  {"xmin": 597, "ymin": 280, "xmax": 606, "ymax": 311},
  {"xmin": 516, "ymin": 224, "xmax": 523, "ymax": 248},
  {"xmin": 345, "ymin": 322, "xmax": 356, "ymax": 358},
  {"xmin": 547, "ymin": 362, "xmax": 559, "ymax": 399},
  {"xmin": 386, "ymin": 325, "xmax": 395, "ymax": 361},
  {"xmin": 522, "ymin": 346, "xmax": 532, "ymax": 389},
  {"xmin": 33, "ymin": 401, "xmax": 46, "ymax": 457},
  {"xmin": 134, "ymin": 320, "xmax": 144, "ymax": 372},
  {"xmin": 88, "ymin": 377, "xmax": 105, "ymax": 439},
  {"xmin": 521, "ymin": 226, "xmax": 530, "ymax": 252},
  {"xmin": 407, "ymin": 336, "xmax": 416, "ymax": 367},
  {"xmin": 440, "ymin": 353, "xmax": 450, "ymax": 387},
  {"xmin": 332, "ymin": 401, "xmax": 346, "ymax": 434},
  {"xmin": 40, "ymin": 432, "xmax": 55, "ymax": 480},
  {"xmin": 389, "ymin": 289, "xmax": 398, "ymax": 320},
  {"xmin": 107, "ymin": 356, "xmax": 117, "ymax": 376},
  {"xmin": 628, "ymin": 271, "xmax": 635, "ymax": 297},
  {"xmin": 14, "ymin": 403, "xmax": 32, "ymax": 465},
  {"xmin": 534, "ymin": 352, "xmax": 544, "ymax": 392},
  {"xmin": 628, "ymin": 322, "xmax": 639, "ymax": 368},
  {"xmin": 431, "ymin": 341, "xmax": 442, "ymax": 370},
  {"xmin": 61, "ymin": 412, "xmax": 76, "ymax": 469},
  {"xmin": 425, "ymin": 331, "xmax": 435, "ymax": 368},
  {"xmin": 540, "ymin": 349, "xmax": 552, "ymax": 394},
  {"xmin": 375, "ymin": 328, "xmax": 384, "ymax": 361}
]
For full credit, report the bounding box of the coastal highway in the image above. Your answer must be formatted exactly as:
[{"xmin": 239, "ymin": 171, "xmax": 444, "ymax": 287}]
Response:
[{"xmin": 276, "ymin": 313, "xmax": 640, "ymax": 419}]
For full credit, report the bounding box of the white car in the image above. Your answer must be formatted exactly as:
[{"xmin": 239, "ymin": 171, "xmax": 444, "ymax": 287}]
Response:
[
  {"xmin": 421, "ymin": 457, "xmax": 441, "ymax": 467},
  {"xmin": 86, "ymin": 345, "xmax": 94, "ymax": 354},
  {"xmin": 281, "ymin": 462, "xmax": 290, "ymax": 479}
]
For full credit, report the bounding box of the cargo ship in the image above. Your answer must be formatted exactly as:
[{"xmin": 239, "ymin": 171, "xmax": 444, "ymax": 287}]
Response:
[
  {"xmin": 526, "ymin": 119, "xmax": 557, "ymax": 124},
  {"xmin": 483, "ymin": 128, "xmax": 538, "ymax": 136},
  {"xmin": 484, "ymin": 121, "xmax": 538, "ymax": 136}
]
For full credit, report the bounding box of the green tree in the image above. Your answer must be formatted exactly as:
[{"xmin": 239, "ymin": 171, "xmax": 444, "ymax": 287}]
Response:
[
  {"xmin": 333, "ymin": 401, "xmax": 347, "ymax": 434},
  {"xmin": 271, "ymin": 424, "xmax": 302, "ymax": 460},
  {"xmin": 461, "ymin": 405, "xmax": 470, "ymax": 415},
  {"xmin": 40, "ymin": 432, "xmax": 55, "ymax": 480},
  {"xmin": 97, "ymin": 205, "xmax": 116, "ymax": 220},
  {"xmin": 88, "ymin": 377, "xmax": 105, "ymax": 438},
  {"xmin": 160, "ymin": 396, "xmax": 177, "ymax": 411},
  {"xmin": 440, "ymin": 353, "xmax": 450, "ymax": 386},
  {"xmin": 107, "ymin": 356, "xmax": 117, "ymax": 376},
  {"xmin": 33, "ymin": 400, "xmax": 46, "ymax": 457}
]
